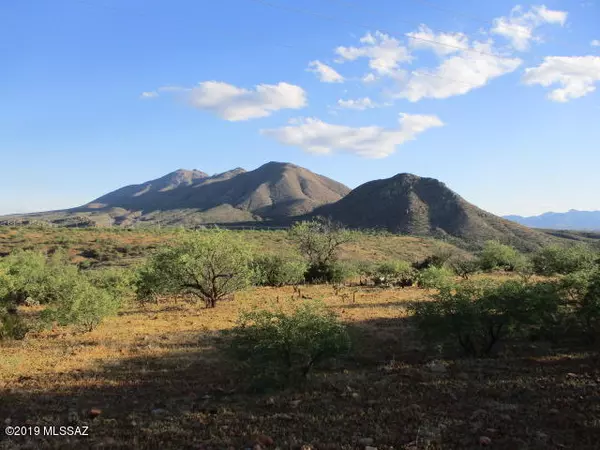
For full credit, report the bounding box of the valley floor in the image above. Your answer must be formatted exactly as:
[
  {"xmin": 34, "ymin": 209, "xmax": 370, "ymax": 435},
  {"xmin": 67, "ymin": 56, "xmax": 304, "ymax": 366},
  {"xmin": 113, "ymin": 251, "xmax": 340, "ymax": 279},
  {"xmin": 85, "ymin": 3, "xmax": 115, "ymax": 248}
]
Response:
[{"xmin": 1, "ymin": 284, "xmax": 599, "ymax": 450}]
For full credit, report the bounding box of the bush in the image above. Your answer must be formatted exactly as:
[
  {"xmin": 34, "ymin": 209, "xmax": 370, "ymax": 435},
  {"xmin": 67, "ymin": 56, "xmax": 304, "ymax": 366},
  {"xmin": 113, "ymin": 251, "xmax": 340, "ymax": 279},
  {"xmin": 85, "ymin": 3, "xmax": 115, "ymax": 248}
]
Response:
[
  {"xmin": 416, "ymin": 266, "xmax": 454, "ymax": 290},
  {"xmin": 289, "ymin": 218, "xmax": 353, "ymax": 284},
  {"xmin": 410, "ymin": 279, "xmax": 563, "ymax": 356},
  {"xmin": 371, "ymin": 260, "xmax": 415, "ymax": 287},
  {"xmin": 558, "ymin": 269, "xmax": 600, "ymax": 342},
  {"xmin": 0, "ymin": 308, "xmax": 28, "ymax": 340},
  {"xmin": 41, "ymin": 274, "xmax": 122, "ymax": 332},
  {"xmin": 0, "ymin": 250, "xmax": 48, "ymax": 304},
  {"xmin": 135, "ymin": 230, "xmax": 253, "ymax": 307},
  {"xmin": 251, "ymin": 255, "xmax": 306, "ymax": 287},
  {"xmin": 532, "ymin": 245, "xmax": 597, "ymax": 276},
  {"xmin": 479, "ymin": 241, "xmax": 524, "ymax": 272},
  {"xmin": 85, "ymin": 267, "xmax": 135, "ymax": 301},
  {"xmin": 448, "ymin": 255, "xmax": 480, "ymax": 280},
  {"xmin": 304, "ymin": 260, "xmax": 355, "ymax": 284},
  {"xmin": 226, "ymin": 299, "xmax": 350, "ymax": 388}
]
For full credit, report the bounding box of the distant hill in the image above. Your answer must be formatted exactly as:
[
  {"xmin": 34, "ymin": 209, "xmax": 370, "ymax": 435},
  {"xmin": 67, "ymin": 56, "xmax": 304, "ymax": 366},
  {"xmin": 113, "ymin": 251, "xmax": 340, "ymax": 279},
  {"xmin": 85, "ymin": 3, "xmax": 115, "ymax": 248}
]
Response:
[
  {"xmin": 0, "ymin": 164, "xmax": 572, "ymax": 251},
  {"xmin": 1, "ymin": 162, "xmax": 350, "ymax": 227},
  {"xmin": 504, "ymin": 210, "xmax": 600, "ymax": 231},
  {"xmin": 314, "ymin": 173, "xmax": 558, "ymax": 251}
]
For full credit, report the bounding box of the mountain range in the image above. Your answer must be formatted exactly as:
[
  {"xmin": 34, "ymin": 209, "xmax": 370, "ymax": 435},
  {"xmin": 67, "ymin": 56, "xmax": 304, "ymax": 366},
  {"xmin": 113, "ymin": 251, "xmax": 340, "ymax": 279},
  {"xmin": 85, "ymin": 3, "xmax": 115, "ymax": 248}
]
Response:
[
  {"xmin": 0, "ymin": 161, "xmax": 578, "ymax": 251},
  {"xmin": 504, "ymin": 210, "xmax": 600, "ymax": 231}
]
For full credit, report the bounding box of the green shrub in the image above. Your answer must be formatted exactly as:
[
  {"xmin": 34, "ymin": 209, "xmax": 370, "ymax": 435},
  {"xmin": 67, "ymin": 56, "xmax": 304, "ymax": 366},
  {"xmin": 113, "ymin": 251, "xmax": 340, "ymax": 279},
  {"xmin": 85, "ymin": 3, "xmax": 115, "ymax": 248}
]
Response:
[
  {"xmin": 416, "ymin": 266, "xmax": 454, "ymax": 290},
  {"xmin": 558, "ymin": 269, "xmax": 600, "ymax": 342},
  {"xmin": 0, "ymin": 308, "xmax": 28, "ymax": 340},
  {"xmin": 532, "ymin": 245, "xmax": 597, "ymax": 276},
  {"xmin": 135, "ymin": 230, "xmax": 253, "ymax": 307},
  {"xmin": 304, "ymin": 260, "xmax": 355, "ymax": 284},
  {"xmin": 479, "ymin": 241, "xmax": 524, "ymax": 272},
  {"xmin": 0, "ymin": 250, "xmax": 48, "ymax": 304},
  {"xmin": 225, "ymin": 299, "xmax": 350, "ymax": 388},
  {"xmin": 371, "ymin": 260, "xmax": 415, "ymax": 287},
  {"xmin": 251, "ymin": 255, "xmax": 307, "ymax": 287},
  {"xmin": 355, "ymin": 260, "xmax": 376, "ymax": 285},
  {"xmin": 289, "ymin": 218, "xmax": 353, "ymax": 284},
  {"xmin": 410, "ymin": 279, "xmax": 563, "ymax": 356},
  {"xmin": 85, "ymin": 267, "xmax": 135, "ymax": 301},
  {"xmin": 448, "ymin": 255, "xmax": 480, "ymax": 280},
  {"xmin": 41, "ymin": 274, "xmax": 121, "ymax": 332}
]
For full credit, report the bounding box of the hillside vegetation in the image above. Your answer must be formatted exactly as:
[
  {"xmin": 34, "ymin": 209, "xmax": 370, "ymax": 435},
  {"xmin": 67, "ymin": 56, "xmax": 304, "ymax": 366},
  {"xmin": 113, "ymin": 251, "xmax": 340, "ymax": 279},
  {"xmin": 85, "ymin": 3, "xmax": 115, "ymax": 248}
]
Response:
[{"xmin": 1, "ymin": 223, "xmax": 600, "ymax": 449}]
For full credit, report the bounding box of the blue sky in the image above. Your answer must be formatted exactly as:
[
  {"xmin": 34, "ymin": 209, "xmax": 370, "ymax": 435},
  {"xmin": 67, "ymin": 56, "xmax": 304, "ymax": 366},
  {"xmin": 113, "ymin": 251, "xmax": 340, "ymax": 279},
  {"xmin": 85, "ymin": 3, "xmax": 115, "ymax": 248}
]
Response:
[{"xmin": 1, "ymin": 0, "xmax": 599, "ymax": 216}]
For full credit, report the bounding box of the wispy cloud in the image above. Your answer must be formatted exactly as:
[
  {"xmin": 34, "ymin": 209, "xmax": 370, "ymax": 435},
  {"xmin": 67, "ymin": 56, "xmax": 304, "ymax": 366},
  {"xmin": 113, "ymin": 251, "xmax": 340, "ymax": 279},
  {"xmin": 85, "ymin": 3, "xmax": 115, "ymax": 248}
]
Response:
[
  {"xmin": 397, "ymin": 41, "xmax": 522, "ymax": 101},
  {"xmin": 491, "ymin": 5, "xmax": 568, "ymax": 51},
  {"xmin": 307, "ymin": 60, "xmax": 344, "ymax": 83}
]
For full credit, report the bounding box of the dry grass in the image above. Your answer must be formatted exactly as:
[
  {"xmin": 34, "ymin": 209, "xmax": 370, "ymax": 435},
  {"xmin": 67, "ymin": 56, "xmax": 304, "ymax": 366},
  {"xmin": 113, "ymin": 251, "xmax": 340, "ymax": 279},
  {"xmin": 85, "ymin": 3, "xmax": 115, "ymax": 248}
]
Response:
[
  {"xmin": 1, "ymin": 282, "xmax": 599, "ymax": 450},
  {"xmin": 0, "ymin": 227, "xmax": 463, "ymax": 268}
]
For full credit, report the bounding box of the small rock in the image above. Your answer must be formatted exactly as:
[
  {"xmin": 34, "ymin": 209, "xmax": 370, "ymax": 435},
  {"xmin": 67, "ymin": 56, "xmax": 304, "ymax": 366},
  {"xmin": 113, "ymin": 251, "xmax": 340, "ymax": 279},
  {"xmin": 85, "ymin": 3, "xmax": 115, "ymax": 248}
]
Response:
[
  {"xmin": 151, "ymin": 408, "xmax": 169, "ymax": 418},
  {"xmin": 535, "ymin": 431, "xmax": 548, "ymax": 441},
  {"xmin": 265, "ymin": 397, "xmax": 276, "ymax": 406},
  {"xmin": 290, "ymin": 399, "xmax": 301, "ymax": 408},
  {"xmin": 427, "ymin": 361, "xmax": 447, "ymax": 374},
  {"xmin": 89, "ymin": 408, "xmax": 102, "ymax": 419},
  {"xmin": 470, "ymin": 409, "xmax": 487, "ymax": 420},
  {"xmin": 566, "ymin": 372, "xmax": 577, "ymax": 378},
  {"xmin": 359, "ymin": 438, "xmax": 374, "ymax": 446},
  {"xmin": 485, "ymin": 428, "xmax": 497, "ymax": 434},
  {"xmin": 256, "ymin": 435, "xmax": 274, "ymax": 446},
  {"xmin": 68, "ymin": 410, "xmax": 79, "ymax": 424},
  {"xmin": 499, "ymin": 414, "xmax": 512, "ymax": 421},
  {"xmin": 479, "ymin": 436, "xmax": 492, "ymax": 446},
  {"xmin": 549, "ymin": 408, "xmax": 559, "ymax": 415},
  {"xmin": 4, "ymin": 418, "xmax": 11, "ymax": 425},
  {"xmin": 365, "ymin": 447, "xmax": 378, "ymax": 450},
  {"xmin": 351, "ymin": 392, "xmax": 360, "ymax": 399}
]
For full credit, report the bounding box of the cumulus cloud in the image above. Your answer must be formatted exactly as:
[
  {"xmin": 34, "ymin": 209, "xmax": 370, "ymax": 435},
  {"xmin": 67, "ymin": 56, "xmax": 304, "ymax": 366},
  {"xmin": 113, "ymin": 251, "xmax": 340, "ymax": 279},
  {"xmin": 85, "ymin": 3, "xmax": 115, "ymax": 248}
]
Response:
[
  {"xmin": 523, "ymin": 56, "xmax": 600, "ymax": 101},
  {"xmin": 143, "ymin": 81, "xmax": 307, "ymax": 121},
  {"xmin": 406, "ymin": 25, "xmax": 469, "ymax": 56},
  {"xmin": 397, "ymin": 41, "xmax": 522, "ymax": 101},
  {"xmin": 337, "ymin": 97, "xmax": 379, "ymax": 110},
  {"xmin": 491, "ymin": 5, "xmax": 568, "ymax": 51},
  {"xmin": 591, "ymin": 40, "xmax": 600, "ymax": 47},
  {"xmin": 260, "ymin": 113, "xmax": 443, "ymax": 158},
  {"xmin": 335, "ymin": 31, "xmax": 412, "ymax": 76},
  {"xmin": 307, "ymin": 60, "xmax": 344, "ymax": 83}
]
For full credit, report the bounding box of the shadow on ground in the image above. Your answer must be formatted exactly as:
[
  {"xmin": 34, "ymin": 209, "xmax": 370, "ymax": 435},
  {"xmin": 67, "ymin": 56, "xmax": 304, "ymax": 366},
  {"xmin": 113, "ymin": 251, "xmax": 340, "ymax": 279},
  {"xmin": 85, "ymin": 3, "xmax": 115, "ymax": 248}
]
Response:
[{"xmin": 1, "ymin": 317, "xmax": 599, "ymax": 450}]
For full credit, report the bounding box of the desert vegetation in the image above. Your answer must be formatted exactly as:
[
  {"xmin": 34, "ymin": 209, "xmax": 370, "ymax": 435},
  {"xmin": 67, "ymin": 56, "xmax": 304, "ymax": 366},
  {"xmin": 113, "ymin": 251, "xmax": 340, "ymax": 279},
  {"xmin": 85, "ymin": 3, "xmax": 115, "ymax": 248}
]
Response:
[{"xmin": 1, "ymin": 223, "xmax": 600, "ymax": 449}]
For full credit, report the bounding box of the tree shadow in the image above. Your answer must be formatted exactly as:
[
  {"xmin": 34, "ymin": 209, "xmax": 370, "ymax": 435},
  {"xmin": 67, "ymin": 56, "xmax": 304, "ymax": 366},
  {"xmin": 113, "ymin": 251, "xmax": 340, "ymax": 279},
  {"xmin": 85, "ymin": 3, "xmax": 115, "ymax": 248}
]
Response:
[{"xmin": 1, "ymin": 318, "xmax": 599, "ymax": 450}]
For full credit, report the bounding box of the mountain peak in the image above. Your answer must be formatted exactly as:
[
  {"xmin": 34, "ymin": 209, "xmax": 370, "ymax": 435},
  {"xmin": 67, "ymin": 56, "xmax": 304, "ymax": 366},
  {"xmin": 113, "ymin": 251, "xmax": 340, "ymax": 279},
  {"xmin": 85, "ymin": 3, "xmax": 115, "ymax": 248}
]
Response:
[{"xmin": 315, "ymin": 172, "xmax": 553, "ymax": 251}]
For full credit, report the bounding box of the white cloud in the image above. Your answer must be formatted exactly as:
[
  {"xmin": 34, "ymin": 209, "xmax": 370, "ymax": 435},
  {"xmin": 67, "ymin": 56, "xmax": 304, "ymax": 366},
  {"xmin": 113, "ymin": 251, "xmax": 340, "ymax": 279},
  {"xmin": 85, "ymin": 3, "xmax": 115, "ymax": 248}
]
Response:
[
  {"xmin": 523, "ymin": 56, "xmax": 600, "ymax": 102},
  {"xmin": 362, "ymin": 73, "xmax": 378, "ymax": 83},
  {"xmin": 261, "ymin": 113, "xmax": 443, "ymax": 158},
  {"xmin": 335, "ymin": 31, "xmax": 412, "ymax": 76},
  {"xmin": 398, "ymin": 41, "xmax": 522, "ymax": 101},
  {"xmin": 491, "ymin": 5, "xmax": 568, "ymax": 51},
  {"xmin": 591, "ymin": 40, "xmax": 600, "ymax": 47},
  {"xmin": 307, "ymin": 60, "xmax": 344, "ymax": 83},
  {"xmin": 146, "ymin": 81, "xmax": 307, "ymax": 121},
  {"xmin": 140, "ymin": 91, "xmax": 158, "ymax": 99},
  {"xmin": 337, "ymin": 97, "xmax": 379, "ymax": 110},
  {"xmin": 406, "ymin": 25, "xmax": 469, "ymax": 56}
]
